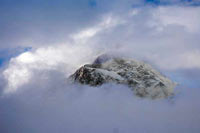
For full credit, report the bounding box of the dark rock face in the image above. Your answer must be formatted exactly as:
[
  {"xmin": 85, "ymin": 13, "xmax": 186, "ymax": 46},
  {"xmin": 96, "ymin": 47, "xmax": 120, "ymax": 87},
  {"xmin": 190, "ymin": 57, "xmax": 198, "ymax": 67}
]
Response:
[{"xmin": 69, "ymin": 55, "xmax": 176, "ymax": 99}]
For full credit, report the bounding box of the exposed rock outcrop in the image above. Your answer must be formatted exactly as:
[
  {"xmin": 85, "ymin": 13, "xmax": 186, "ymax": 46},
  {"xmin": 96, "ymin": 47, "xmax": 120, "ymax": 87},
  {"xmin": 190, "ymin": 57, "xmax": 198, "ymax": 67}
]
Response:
[{"xmin": 69, "ymin": 54, "xmax": 176, "ymax": 99}]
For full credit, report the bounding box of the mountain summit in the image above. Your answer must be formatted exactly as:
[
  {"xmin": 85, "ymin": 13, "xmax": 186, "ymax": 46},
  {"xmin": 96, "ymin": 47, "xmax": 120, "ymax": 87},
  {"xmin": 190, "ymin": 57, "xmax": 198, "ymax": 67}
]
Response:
[{"xmin": 69, "ymin": 54, "xmax": 176, "ymax": 99}]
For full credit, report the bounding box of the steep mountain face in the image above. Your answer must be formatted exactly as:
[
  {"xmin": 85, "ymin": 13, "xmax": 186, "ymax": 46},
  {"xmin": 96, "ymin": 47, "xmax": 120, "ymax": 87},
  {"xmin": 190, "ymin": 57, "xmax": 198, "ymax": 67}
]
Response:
[{"xmin": 69, "ymin": 55, "xmax": 176, "ymax": 99}]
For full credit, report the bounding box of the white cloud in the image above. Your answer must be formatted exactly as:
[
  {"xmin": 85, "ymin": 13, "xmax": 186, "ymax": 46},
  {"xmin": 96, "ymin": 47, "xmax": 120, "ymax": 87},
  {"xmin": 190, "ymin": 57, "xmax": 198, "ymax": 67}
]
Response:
[
  {"xmin": 2, "ymin": 14, "xmax": 125, "ymax": 93},
  {"xmin": 150, "ymin": 50, "xmax": 200, "ymax": 70},
  {"xmin": 151, "ymin": 6, "xmax": 200, "ymax": 32},
  {"xmin": 71, "ymin": 14, "xmax": 125, "ymax": 43},
  {"xmin": 0, "ymin": 77, "xmax": 200, "ymax": 133},
  {"xmin": 3, "ymin": 44, "xmax": 96, "ymax": 93},
  {"xmin": 2, "ymin": 6, "xmax": 200, "ymax": 93},
  {"xmin": 129, "ymin": 9, "xmax": 140, "ymax": 16},
  {"xmin": 2, "ymin": 14, "xmax": 128, "ymax": 93}
]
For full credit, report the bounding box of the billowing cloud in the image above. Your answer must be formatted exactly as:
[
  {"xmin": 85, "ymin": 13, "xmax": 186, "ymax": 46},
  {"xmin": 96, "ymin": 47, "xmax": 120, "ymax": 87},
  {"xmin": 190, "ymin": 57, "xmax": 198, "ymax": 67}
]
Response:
[
  {"xmin": 2, "ymin": 44, "xmax": 95, "ymax": 93},
  {"xmin": 2, "ymin": 6, "xmax": 200, "ymax": 93},
  {"xmin": 2, "ymin": 14, "xmax": 123, "ymax": 93}
]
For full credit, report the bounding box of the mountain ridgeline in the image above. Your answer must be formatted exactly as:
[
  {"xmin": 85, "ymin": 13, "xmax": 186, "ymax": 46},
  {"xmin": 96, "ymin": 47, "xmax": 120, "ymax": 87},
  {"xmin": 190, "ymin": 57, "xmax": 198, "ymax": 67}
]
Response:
[{"xmin": 69, "ymin": 54, "xmax": 176, "ymax": 99}]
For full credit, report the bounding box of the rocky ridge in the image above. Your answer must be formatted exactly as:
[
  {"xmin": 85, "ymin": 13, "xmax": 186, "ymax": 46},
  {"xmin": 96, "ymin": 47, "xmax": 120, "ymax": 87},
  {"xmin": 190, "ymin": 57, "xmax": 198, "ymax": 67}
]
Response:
[{"xmin": 69, "ymin": 54, "xmax": 176, "ymax": 99}]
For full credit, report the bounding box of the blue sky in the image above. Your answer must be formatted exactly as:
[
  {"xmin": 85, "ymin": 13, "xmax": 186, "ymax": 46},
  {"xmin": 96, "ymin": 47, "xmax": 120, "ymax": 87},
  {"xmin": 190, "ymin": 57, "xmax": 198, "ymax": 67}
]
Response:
[{"xmin": 0, "ymin": 0, "xmax": 200, "ymax": 133}]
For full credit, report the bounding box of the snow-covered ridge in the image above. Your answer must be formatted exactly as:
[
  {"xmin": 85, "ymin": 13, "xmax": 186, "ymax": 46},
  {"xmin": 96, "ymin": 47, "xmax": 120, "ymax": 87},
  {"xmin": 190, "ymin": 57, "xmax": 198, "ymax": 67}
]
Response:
[{"xmin": 69, "ymin": 54, "xmax": 176, "ymax": 99}]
